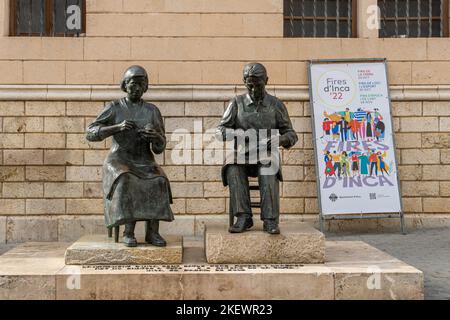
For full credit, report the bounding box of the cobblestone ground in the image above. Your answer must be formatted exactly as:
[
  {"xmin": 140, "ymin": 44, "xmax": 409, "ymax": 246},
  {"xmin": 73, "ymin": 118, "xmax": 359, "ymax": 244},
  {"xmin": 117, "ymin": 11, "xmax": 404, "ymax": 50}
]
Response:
[
  {"xmin": 1, "ymin": 227, "xmax": 449, "ymax": 300},
  {"xmin": 327, "ymin": 227, "xmax": 450, "ymax": 300}
]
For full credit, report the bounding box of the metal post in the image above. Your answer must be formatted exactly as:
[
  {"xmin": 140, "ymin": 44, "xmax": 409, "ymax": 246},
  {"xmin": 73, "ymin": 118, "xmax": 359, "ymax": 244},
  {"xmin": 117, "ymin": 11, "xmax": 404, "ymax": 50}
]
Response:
[
  {"xmin": 336, "ymin": 0, "xmax": 340, "ymax": 37},
  {"xmin": 395, "ymin": 0, "xmax": 399, "ymax": 37},
  {"xmin": 40, "ymin": 0, "xmax": 44, "ymax": 36},
  {"xmin": 418, "ymin": 0, "xmax": 422, "ymax": 37},
  {"xmin": 429, "ymin": 0, "xmax": 432, "ymax": 36},
  {"xmin": 28, "ymin": 0, "xmax": 32, "ymax": 35},
  {"xmin": 382, "ymin": 0, "xmax": 387, "ymax": 37},
  {"xmin": 347, "ymin": 0, "xmax": 351, "ymax": 37},
  {"xmin": 64, "ymin": 0, "xmax": 67, "ymax": 36},
  {"xmin": 324, "ymin": 0, "xmax": 328, "ymax": 37},
  {"xmin": 289, "ymin": 0, "xmax": 294, "ymax": 37},
  {"xmin": 440, "ymin": 0, "xmax": 444, "ymax": 37},
  {"xmin": 52, "ymin": 0, "xmax": 56, "ymax": 36},
  {"xmin": 301, "ymin": 0, "xmax": 305, "ymax": 37},
  {"xmin": 313, "ymin": 0, "xmax": 317, "ymax": 37},
  {"xmin": 16, "ymin": 0, "xmax": 20, "ymax": 35},
  {"xmin": 406, "ymin": 0, "xmax": 410, "ymax": 37}
]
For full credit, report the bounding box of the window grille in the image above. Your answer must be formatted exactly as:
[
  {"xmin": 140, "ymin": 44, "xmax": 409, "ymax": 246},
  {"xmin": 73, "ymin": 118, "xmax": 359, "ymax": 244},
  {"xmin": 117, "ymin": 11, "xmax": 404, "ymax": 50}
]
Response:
[
  {"xmin": 378, "ymin": 0, "xmax": 449, "ymax": 37},
  {"xmin": 10, "ymin": 0, "xmax": 86, "ymax": 36},
  {"xmin": 284, "ymin": 0, "xmax": 357, "ymax": 37}
]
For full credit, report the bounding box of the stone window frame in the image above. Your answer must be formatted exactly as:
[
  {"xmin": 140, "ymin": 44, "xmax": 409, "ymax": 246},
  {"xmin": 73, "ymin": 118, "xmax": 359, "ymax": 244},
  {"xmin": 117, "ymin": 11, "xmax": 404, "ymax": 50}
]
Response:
[
  {"xmin": 283, "ymin": 0, "xmax": 358, "ymax": 37},
  {"xmin": 377, "ymin": 0, "xmax": 449, "ymax": 38},
  {"xmin": 283, "ymin": 0, "xmax": 450, "ymax": 38},
  {"xmin": 8, "ymin": 0, "xmax": 86, "ymax": 37}
]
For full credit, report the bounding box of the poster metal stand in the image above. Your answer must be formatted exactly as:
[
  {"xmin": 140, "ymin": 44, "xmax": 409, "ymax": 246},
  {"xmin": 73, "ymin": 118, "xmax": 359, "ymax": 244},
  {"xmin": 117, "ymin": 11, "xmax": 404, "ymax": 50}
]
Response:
[{"xmin": 307, "ymin": 58, "xmax": 406, "ymax": 235}]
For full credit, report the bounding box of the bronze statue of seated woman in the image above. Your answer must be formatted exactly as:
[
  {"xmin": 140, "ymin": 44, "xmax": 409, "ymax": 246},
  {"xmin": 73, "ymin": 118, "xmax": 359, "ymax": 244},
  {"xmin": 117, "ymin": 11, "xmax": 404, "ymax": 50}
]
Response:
[{"xmin": 86, "ymin": 66, "xmax": 174, "ymax": 247}]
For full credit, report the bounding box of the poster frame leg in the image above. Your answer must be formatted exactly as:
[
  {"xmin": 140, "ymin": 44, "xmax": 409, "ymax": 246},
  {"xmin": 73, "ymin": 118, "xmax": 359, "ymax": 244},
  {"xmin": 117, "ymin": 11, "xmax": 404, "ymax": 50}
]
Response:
[
  {"xmin": 319, "ymin": 212, "xmax": 325, "ymax": 233},
  {"xmin": 400, "ymin": 211, "xmax": 407, "ymax": 235}
]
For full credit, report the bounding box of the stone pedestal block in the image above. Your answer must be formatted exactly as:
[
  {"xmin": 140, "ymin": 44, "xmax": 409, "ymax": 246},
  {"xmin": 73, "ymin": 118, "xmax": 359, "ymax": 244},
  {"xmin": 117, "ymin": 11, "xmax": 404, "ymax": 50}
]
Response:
[
  {"xmin": 205, "ymin": 222, "xmax": 325, "ymax": 264},
  {"xmin": 65, "ymin": 235, "xmax": 182, "ymax": 265}
]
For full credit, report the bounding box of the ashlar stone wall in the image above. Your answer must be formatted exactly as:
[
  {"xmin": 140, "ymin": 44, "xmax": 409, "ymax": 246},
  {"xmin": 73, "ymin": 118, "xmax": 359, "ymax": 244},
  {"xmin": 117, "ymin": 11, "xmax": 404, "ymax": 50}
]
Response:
[{"xmin": 0, "ymin": 96, "xmax": 449, "ymax": 243}]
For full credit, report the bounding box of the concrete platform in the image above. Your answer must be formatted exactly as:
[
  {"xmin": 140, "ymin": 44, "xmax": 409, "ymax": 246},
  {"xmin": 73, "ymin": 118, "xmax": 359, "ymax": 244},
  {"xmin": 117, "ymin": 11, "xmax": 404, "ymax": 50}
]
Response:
[
  {"xmin": 0, "ymin": 238, "xmax": 423, "ymax": 300},
  {"xmin": 205, "ymin": 222, "xmax": 325, "ymax": 264},
  {"xmin": 65, "ymin": 235, "xmax": 183, "ymax": 265}
]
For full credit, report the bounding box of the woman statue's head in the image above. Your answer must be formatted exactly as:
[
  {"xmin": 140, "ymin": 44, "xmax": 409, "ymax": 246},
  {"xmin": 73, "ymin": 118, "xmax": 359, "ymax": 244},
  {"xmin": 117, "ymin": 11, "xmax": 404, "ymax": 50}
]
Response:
[{"xmin": 121, "ymin": 65, "xmax": 149, "ymax": 102}]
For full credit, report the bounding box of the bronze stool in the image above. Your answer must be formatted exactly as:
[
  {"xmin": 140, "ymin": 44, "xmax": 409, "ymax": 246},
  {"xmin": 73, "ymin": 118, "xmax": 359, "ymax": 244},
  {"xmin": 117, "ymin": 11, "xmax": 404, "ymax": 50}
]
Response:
[{"xmin": 107, "ymin": 226, "xmax": 120, "ymax": 243}]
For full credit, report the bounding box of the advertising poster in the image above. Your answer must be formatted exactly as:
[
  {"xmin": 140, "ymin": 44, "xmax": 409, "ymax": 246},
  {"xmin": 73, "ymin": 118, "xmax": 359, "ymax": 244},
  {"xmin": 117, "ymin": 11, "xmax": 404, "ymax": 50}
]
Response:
[{"xmin": 309, "ymin": 60, "xmax": 402, "ymax": 215}]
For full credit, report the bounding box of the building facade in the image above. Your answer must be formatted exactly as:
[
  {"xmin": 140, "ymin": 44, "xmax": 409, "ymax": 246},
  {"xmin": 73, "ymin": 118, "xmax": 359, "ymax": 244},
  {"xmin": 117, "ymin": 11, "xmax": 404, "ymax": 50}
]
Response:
[{"xmin": 0, "ymin": 0, "xmax": 449, "ymax": 243}]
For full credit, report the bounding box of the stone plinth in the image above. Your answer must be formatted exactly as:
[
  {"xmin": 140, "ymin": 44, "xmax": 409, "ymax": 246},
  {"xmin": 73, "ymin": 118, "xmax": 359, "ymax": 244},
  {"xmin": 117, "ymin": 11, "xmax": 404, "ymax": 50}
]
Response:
[
  {"xmin": 0, "ymin": 242, "xmax": 68, "ymax": 300},
  {"xmin": 64, "ymin": 235, "xmax": 182, "ymax": 265},
  {"xmin": 0, "ymin": 239, "xmax": 424, "ymax": 300},
  {"xmin": 205, "ymin": 222, "xmax": 325, "ymax": 264}
]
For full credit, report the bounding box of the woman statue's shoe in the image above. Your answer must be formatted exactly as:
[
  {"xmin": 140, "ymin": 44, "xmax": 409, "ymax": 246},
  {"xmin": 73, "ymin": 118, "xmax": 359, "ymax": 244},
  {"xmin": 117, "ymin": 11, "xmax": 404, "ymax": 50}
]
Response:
[
  {"xmin": 123, "ymin": 235, "xmax": 138, "ymax": 247},
  {"xmin": 145, "ymin": 220, "xmax": 167, "ymax": 247},
  {"xmin": 122, "ymin": 222, "xmax": 138, "ymax": 247}
]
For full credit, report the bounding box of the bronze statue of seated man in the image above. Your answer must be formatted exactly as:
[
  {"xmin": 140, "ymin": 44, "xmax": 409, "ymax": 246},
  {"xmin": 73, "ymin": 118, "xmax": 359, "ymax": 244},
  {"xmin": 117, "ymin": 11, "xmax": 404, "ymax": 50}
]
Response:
[{"xmin": 217, "ymin": 63, "xmax": 298, "ymax": 234}]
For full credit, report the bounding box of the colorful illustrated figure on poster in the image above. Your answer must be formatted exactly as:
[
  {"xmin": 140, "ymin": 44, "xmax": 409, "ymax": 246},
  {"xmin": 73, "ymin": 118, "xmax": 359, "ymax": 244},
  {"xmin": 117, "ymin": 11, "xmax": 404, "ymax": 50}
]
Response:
[
  {"xmin": 321, "ymin": 107, "xmax": 385, "ymax": 143},
  {"xmin": 320, "ymin": 107, "xmax": 392, "ymax": 178}
]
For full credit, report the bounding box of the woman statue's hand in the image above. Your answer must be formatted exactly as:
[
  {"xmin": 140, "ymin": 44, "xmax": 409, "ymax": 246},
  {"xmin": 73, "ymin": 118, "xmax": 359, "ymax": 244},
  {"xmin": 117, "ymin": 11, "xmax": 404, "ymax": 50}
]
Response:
[
  {"xmin": 116, "ymin": 120, "xmax": 136, "ymax": 132},
  {"xmin": 140, "ymin": 128, "xmax": 163, "ymax": 144}
]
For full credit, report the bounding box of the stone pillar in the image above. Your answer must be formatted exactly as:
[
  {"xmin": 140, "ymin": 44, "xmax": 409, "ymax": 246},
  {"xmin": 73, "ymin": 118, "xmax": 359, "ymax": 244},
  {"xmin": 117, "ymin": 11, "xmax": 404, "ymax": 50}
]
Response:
[{"xmin": 357, "ymin": 0, "xmax": 379, "ymax": 38}]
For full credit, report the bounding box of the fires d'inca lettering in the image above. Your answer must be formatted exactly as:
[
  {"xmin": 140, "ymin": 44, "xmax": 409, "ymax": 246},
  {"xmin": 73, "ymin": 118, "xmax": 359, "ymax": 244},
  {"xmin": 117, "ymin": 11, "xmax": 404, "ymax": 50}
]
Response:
[{"xmin": 323, "ymin": 176, "xmax": 394, "ymax": 189}]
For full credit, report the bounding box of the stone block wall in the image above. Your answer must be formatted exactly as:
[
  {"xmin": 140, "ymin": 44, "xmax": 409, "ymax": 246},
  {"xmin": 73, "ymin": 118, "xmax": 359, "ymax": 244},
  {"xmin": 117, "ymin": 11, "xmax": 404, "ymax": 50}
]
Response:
[{"xmin": 0, "ymin": 95, "xmax": 449, "ymax": 242}]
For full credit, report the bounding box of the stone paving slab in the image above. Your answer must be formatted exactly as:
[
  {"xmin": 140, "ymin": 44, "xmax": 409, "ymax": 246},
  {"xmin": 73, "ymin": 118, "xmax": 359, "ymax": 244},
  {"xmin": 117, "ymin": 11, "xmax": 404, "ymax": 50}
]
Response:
[{"xmin": 327, "ymin": 228, "xmax": 450, "ymax": 300}]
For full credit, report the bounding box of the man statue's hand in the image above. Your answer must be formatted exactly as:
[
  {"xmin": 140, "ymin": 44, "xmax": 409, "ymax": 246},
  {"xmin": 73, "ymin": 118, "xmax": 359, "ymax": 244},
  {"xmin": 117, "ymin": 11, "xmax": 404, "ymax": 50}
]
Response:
[
  {"xmin": 266, "ymin": 136, "xmax": 278, "ymax": 150},
  {"xmin": 267, "ymin": 135, "xmax": 289, "ymax": 149},
  {"xmin": 279, "ymin": 135, "xmax": 290, "ymax": 148}
]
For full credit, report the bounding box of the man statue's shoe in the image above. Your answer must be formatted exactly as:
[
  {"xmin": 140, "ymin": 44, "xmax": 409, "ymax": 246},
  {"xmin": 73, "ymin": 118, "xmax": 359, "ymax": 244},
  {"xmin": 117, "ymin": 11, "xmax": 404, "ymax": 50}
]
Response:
[
  {"xmin": 263, "ymin": 220, "xmax": 280, "ymax": 235},
  {"xmin": 229, "ymin": 215, "xmax": 253, "ymax": 233},
  {"xmin": 145, "ymin": 220, "xmax": 167, "ymax": 247},
  {"xmin": 123, "ymin": 234, "xmax": 137, "ymax": 247}
]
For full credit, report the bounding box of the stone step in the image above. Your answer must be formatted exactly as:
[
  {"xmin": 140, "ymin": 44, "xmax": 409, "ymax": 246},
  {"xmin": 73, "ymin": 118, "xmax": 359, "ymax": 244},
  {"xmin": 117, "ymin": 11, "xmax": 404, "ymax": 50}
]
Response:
[{"xmin": 0, "ymin": 239, "xmax": 424, "ymax": 300}]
